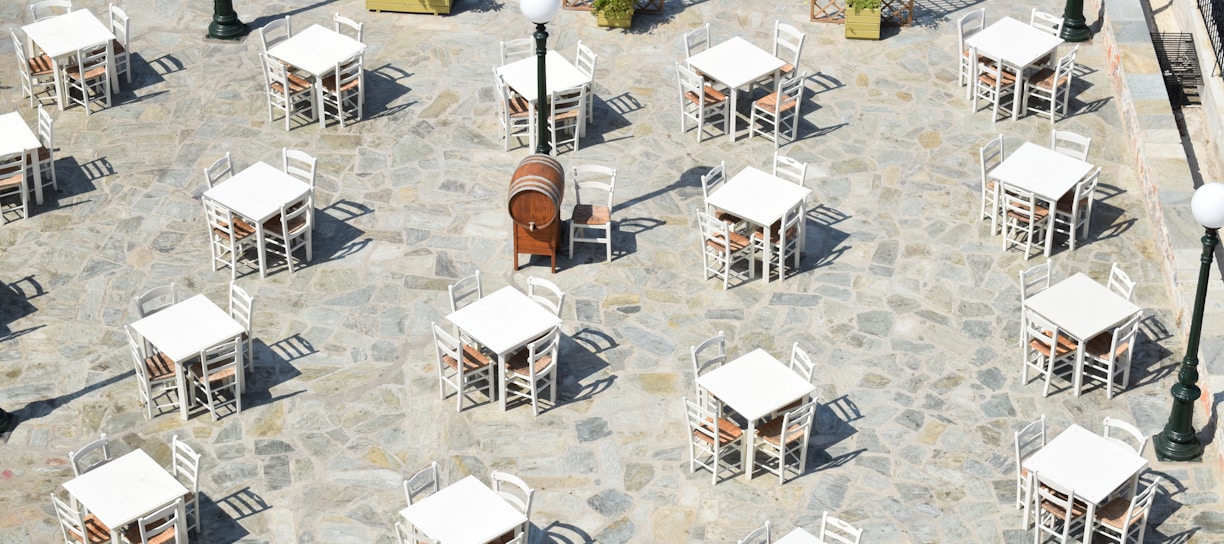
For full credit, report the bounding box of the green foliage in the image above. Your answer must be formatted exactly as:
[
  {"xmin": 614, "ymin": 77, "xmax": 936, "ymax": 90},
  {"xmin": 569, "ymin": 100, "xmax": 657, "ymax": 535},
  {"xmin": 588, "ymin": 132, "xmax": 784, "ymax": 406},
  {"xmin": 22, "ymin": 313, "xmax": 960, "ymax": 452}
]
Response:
[
  {"xmin": 845, "ymin": 0, "xmax": 881, "ymax": 11},
  {"xmin": 592, "ymin": 0, "xmax": 635, "ymax": 19}
]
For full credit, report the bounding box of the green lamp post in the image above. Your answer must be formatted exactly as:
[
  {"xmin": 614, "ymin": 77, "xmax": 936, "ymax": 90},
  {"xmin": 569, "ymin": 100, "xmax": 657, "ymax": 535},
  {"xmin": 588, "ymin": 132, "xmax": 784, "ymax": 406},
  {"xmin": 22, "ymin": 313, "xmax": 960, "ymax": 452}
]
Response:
[
  {"xmin": 520, "ymin": 0, "xmax": 561, "ymax": 155},
  {"xmin": 1059, "ymin": 0, "xmax": 1091, "ymax": 42},
  {"xmin": 0, "ymin": 407, "xmax": 12, "ymax": 433},
  {"xmin": 208, "ymin": 0, "xmax": 247, "ymax": 40},
  {"xmin": 1153, "ymin": 182, "xmax": 1224, "ymax": 461}
]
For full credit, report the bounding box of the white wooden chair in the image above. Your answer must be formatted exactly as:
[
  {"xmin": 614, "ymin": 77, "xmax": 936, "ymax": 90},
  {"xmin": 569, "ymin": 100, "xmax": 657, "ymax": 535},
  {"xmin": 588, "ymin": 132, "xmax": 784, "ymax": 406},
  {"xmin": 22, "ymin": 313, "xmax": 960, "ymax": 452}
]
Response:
[
  {"xmin": 65, "ymin": 44, "xmax": 111, "ymax": 115},
  {"xmin": 773, "ymin": 152, "xmax": 807, "ymax": 187},
  {"xmin": 29, "ymin": 0, "xmax": 72, "ymax": 22},
  {"xmin": 548, "ymin": 88, "xmax": 584, "ymax": 153},
  {"xmin": 11, "ymin": 30, "xmax": 57, "ymax": 108},
  {"xmin": 403, "ymin": 461, "xmax": 439, "ymax": 506},
  {"xmin": 490, "ymin": 471, "xmax": 534, "ymax": 543},
  {"xmin": 321, "ymin": 53, "xmax": 363, "ymax": 127},
  {"xmin": 774, "ymin": 21, "xmax": 805, "ymax": 79},
  {"xmin": 1082, "ymin": 311, "xmax": 1141, "ymax": 398},
  {"xmin": 750, "ymin": 72, "xmax": 805, "ymax": 148},
  {"xmin": 1108, "ymin": 262, "xmax": 1136, "ymax": 301},
  {"xmin": 819, "ymin": 512, "xmax": 864, "ymax": 544},
  {"xmin": 753, "ymin": 399, "xmax": 815, "ymax": 483},
  {"xmin": 684, "ymin": 396, "xmax": 744, "ymax": 484},
  {"xmin": 1032, "ymin": 471, "xmax": 1088, "ymax": 544},
  {"xmin": 69, "ymin": 433, "xmax": 111, "ymax": 477},
  {"xmin": 203, "ymin": 152, "xmax": 233, "ymax": 189},
  {"xmin": 1024, "ymin": 46, "xmax": 1078, "ymax": 125},
  {"xmin": 395, "ymin": 521, "xmax": 439, "ymax": 544},
  {"xmin": 738, "ymin": 521, "xmax": 770, "ymax": 544},
  {"xmin": 575, "ymin": 40, "xmax": 597, "ymax": 124},
  {"xmin": 108, "ymin": 4, "xmax": 131, "ymax": 85},
  {"xmin": 676, "ymin": 62, "xmax": 728, "ymax": 142},
  {"xmin": 752, "ymin": 201, "xmax": 802, "ymax": 280},
  {"xmin": 258, "ymin": 16, "xmax": 291, "ymax": 53},
  {"xmin": 123, "ymin": 497, "xmax": 184, "ymax": 544},
  {"xmin": 700, "ymin": 161, "xmax": 743, "ymax": 229},
  {"xmin": 0, "ymin": 152, "xmax": 29, "ymax": 222},
  {"xmin": 190, "ymin": 336, "xmax": 244, "ymax": 420},
  {"xmin": 1091, "ymin": 476, "xmax": 1161, "ymax": 544},
  {"xmin": 568, "ymin": 164, "xmax": 616, "ymax": 262},
  {"xmin": 683, "ymin": 23, "xmax": 710, "ymax": 58},
  {"xmin": 1000, "ymin": 184, "xmax": 1050, "ymax": 259},
  {"xmin": 133, "ymin": 283, "xmax": 176, "ymax": 318},
  {"xmin": 697, "ymin": 208, "xmax": 753, "ymax": 289},
  {"xmin": 202, "ymin": 195, "xmax": 256, "ymax": 278},
  {"xmin": 690, "ymin": 331, "xmax": 726, "ymax": 387},
  {"xmin": 283, "ymin": 147, "xmax": 318, "ymax": 204},
  {"xmin": 1013, "ymin": 416, "xmax": 1045, "ymax": 524},
  {"xmin": 505, "ymin": 324, "xmax": 560, "ymax": 415},
  {"xmin": 500, "ymin": 38, "xmax": 532, "ymax": 64},
  {"xmin": 1051, "ymin": 129, "xmax": 1091, "ymax": 161},
  {"xmin": 333, "ymin": 13, "xmax": 364, "ymax": 42},
  {"xmin": 432, "ymin": 322, "xmax": 494, "ymax": 412},
  {"xmin": 527, "ymin": 276, "xmax": 565, "ymax": 317},
  {"xmin": 35, "ymin": 105, "xmax": 57, "ymax": 194},
  {"xmin": 971, "ymin": 51, "xmax": 1017, "ymax": 122},
  {"xmin": 956, "ymin": 8, "xmax": 986, "ymax": 95},
  {"xmin": 170, "ymin": 435, "xmax": 202, "ymax": 535},
  {"xmin": 263, "ymin": 194, "xmax": 313, "ymax": 273},
  {"xmin": 229, "ymin": 281, "xmax": 255, "ymax": 372},
  {"xmin": 1053, "ymin": 167, "xmax": 1100, "ymax": 251},
  {"xmin": 1102, "ymin": 416, "xmax": 1147, "ymax": 455},
  {"xmin": 790, "ymin": 342, "xmax": 816, "ymax": 382},
  {"xmin": 979, "ymin": 134, "xmax": 1005, "ymax": 234},
  {"xmin": 448, "ymin": 271, "xmax": 482, "ymax": 312},
  {"xmin": 1022, "ymin": 309, "xmax": 1077, "ymax": 397},
  {"xmin": 261, "ymin": 52, "xmax": 314, "ymax": 131},
  {"xmin": 126, "ymin": 325, "xmax": 179, "ymax": 419},
  {"xmin": 51, "ymin": 492, "xmax": 110, "ymax": 544},
  {"xmin": 1030, "ymin": 8, "xmax": 1064, "ymax": 36},
  {"xmin": 1018, "ymin": 259, "xmax": 1051, "ymax": 351},
  {"xmin": 494, "ymin": 71, "xmax": 533, "ymax": 151}
]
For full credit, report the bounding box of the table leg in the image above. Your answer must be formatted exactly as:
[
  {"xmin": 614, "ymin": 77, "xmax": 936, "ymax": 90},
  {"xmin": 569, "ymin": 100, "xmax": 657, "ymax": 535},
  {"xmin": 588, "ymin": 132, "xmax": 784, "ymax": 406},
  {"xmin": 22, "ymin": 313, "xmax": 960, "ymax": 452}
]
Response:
[
  {"xmin": 256, "ymin": 222, "xmax": 268, "ymax": 278},
  {"xmin": 742, "ymin": 419, "xmax": 756, "ymax": 480},
  {"xmin": 727, "ymin": 84, "xmax": 738, "ymax": 142},
  {"xmin": 1072, "ymin": 341, "xmax": 1086, "ymax": 397},
  {"xmin": 1044, "ymin": 211, "xmax": 1056, "ymax": 257},
  {"xmin": 106, "ymin": 42, "xmax": 118, "ymax": 95},
  {"xmin": 52, "ymin": 57, "xmax": 66, "ymax": 112},
  {"xmin": 1080, "ymin": 501, "xmax": 1096, "ymax": 543},
  {"xmin": 498, "ymin": 353, "xmax": 508, "ymax": 411},
  {"xmin": 28, "ymin": 150, "xmax": 44, "ymax": 205},
  {"xmin": 178, "ymin": 363, "xmax": 191, "ymax": 420},
  {"xmin": 764, "ymin": 222, "xmax": 775, "ymax": 284},
  {"xmin": 1011, "ymin": 62, "xmax": 1024, "ymax": 121},
  {"xmin": 316, "ymin": 81, "xmax": 326, "ymax": 128}
]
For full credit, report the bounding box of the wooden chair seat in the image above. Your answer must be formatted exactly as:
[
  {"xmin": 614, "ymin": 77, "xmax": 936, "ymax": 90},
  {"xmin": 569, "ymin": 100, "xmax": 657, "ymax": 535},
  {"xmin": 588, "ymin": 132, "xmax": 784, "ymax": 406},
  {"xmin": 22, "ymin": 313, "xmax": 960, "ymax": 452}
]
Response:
[
  {"xmin": 684, "ymin": 85, "xmax": 727, "ymax": 106},
  {"xmin": 78, "ymin": 514, "xmax": 112, "ymax": 544},
  {"xmin": 755, "ymin": 415, "xmax": 807, "ymax": 446},
  {"xmin": 212, "ymin": 217, "xmax": 256, "ymax": 241},
  {"xmin": 111, "ymin": 40, "xmax": 126, "ymax": 55},
  {"xmin": 1094, "ymin": 496, "xmax": 1145, "ymax": 529},
  {"xmin": 65, "ymin": 63, "xmax": 107, "ymax": 81},
  {"xmin": 123, "ymin": 522, "xmax": 176, "ymax": 544},
  {"xmin": 189, "ymin": 360, "xmax": 237, "ymax": 383},
  {"xmin": 263, "ymin": 215, "xmax": 307, "ymax": 236},
  {"xmin": 571, "ymin": 204, "xmax": 610, "ymax": 226},
  {"xmin": 28, "ymin": 54, "xmax": 54, "ymax": 76},
  {"xmin": 715, "ymin": 210, "xmax": 743, "ymax": 225},
  {"xmin": 508, "ymin": 96, "xmax": 532, "ymax": 117},
  {"xmin": 1039, "ymin": 496, "xmax": 1087, "ymax": 518},
  {"xmin": 271, "ymin": 73, "xmax": 313, "ymax": 95},
  {"xmin": 978, "ymin": 69, "xmax": 1018, "ymax": 87},
  {"xmin": 506, "ymin": 350, "xmax": 552, "ymax": 376},
  {"xmin": 1027, "ymin": 67, "xmax": 1069, "ymax": 91},
  {"xmin": 1085, "ymin": 333, "xmax": 1129, "ymax": 359},
  {"xmin": 1006, "ymin": 203, "xmax": 1049, "ymax": 221},
  {"xmin": 694, "ymin": 416, "xmax": 743, "ymax": 444},
  {"xmin": 144, "ymin": 352, "xmax": 176, "ymax": 382},
  {"xmin": 0, "ymin": 171, "xmax": 23, "ymax": 190},
  {"xmin": 322, "ymin": 73, "xmax": 359, "ymax": 93},
  {"xmin": 752, "ymin": 224, "xmax": 798, "ymax": 243},
  {"xmin": 1029, "ymin": 334, "xmax": 1076, "ymax": 357},
  {"xmin": 706, "ymin": 230, "xmax": 751, "ymax": 253},
  {"xmin": 1055, "ymin": 193, "xmax": 1089, "ymax": 214},
  {"xmin": 754, "ymin": 91, "xmax": 797, "ymax": 113},
  {"xmin": 441, "ymin": 344, "xmax": 492, "ymax": 372}
]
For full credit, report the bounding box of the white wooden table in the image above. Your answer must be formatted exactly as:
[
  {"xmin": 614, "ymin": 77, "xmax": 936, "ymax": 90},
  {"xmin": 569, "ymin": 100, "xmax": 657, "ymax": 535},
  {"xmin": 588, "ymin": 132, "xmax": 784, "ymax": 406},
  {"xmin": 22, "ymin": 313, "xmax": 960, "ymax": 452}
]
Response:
[
  {"xmin": 496, "ymin": 50, "xmax": 591, "ymax": 103},
  {"xmin": 1024, "ymin": 273, "xmax": 1141, "ymax": 395},
  {"xmin": 399, "ymin": 475, "xmax": 526, "ymax": 544},
  {"xmin": 22, "ymin": 9, "xmax": 118, "ymax": 112},
  {"xmin": 696, "ymin": 348, "xmax": 815, "ymax": 480},
  {"xmin": 775, "ymin": 527, "xmax": 823, "ymax": 544},
  {"xmin": 989, "ymin": 142, "xmax": 1094, "ymax": 257},
  {"xmin": 267, "ymin": 24, "xmax": 367, "ymax": 127},
  {"xmin": 446, "ymin": 286, "xmax": 561, "ymax": 410},
  {"xmin": 1023, "ymin": 424, "xmax": 1148, "ymax": 543},
  {"xmin": 964, "ymin": 17, "xmax": 1063, "ymax": 119},
  {"xmin": 706, "ymin": 167, "xmax": 811, "ymax": 283},
  {"xmin": 203, "ymin": 161, "xmax": 312, "ymax": 278},
  {"xmin": 129, "ymin": 294, "xmax": 244, "ymax": 418},
  {"xmin": 0, "ymin": 112, "xmax": 45, "ymax": 205},
  {"xmin": 686, "ymin": 37, "xmax": 785, "ymax": 141},
  {"xmin": 62, "ymin": 449, "xmax": 188, "ymax": 543}
]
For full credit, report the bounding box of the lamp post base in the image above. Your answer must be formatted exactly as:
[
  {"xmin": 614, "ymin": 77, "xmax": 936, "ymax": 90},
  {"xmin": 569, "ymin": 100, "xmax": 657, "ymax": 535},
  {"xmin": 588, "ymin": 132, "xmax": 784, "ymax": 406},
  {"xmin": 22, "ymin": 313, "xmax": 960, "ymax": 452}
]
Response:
[
  {"xmin": 1153, "ymin": 430, "xmax": 1204, "ymax": 462},
  {"xmin": 208, "ymin": 0, "xmax": 247, "ymax": 41},
  {"xmin": 1059, "ymin": 18, "xmax": 1091, "ymax": 42},
  {"xmin": 0, "ymin": 409, "xmax": 13, "ymax": 434}
]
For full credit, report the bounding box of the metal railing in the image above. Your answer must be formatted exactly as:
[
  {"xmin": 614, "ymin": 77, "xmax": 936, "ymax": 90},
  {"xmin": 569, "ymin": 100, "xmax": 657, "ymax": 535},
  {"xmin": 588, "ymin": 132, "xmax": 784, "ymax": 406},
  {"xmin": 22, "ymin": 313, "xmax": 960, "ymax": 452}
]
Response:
[
  {"xmin": 1151, "ymin": 33, "xmax": 1204, "ymax": 106},
  {"xmin": 1199, "ymin": 0, "xmax": 1224, "ymax": 76}
]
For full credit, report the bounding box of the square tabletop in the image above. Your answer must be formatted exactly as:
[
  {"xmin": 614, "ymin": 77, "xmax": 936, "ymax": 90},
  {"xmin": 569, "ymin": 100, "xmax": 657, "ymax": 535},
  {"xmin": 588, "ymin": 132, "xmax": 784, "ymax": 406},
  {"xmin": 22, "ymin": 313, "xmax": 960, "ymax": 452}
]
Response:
[
  {"xmin": 203, "ymin": 162, "xmax": 312, "ymax": 225},
  {"xmin": 0, "ymin": 112, "xmax": 40, "ymax": 157},
  {"xmin": 989, "ymin": 142, "xmax": 1095, "ymax": 203},
  {"xmin": 62, "ymin": 449, "xmax": 188, "ymax": 532},
  {"xmin": 1024, "ymin": 273, "xmax": 1141, "ymax": 341},
  {"xmin": 965, "ymin": 16, "xmax": 1063, "ymax": 69},
  {"xmin": 706, "ymin": 167, "xmax": 811, "ymax": 227},
  {"xmin": 267, "ymin": 24, "xmax": 367, "ymax": 76},
  {"xmin": 1022, "ymin": 424, "xmax": 1148, "ymax": 505},
  {"xmin": 496, "ymin": 50, "xmax": 592, "ymax": 103},
  {"xmin": 129, "ymin": 294, "xmax": 244, "ymax": 363},
  {"xmin": 774, "ymin": 528, "xmax": 822, "ymax": 544},
  {"xmin": 687, "ymin": 37, "xmax": 786, "ymax": 89},
  {"xmin": 446, "ymin": 286, "xmax": 561, "ymax": 356},
  {"xmin": 697, "ymin": 348, "xmax": 815, "ymax": 422},
  {"xmin": 399, "ymin": 475, "xmax": 526, "ymax": 544},
  {"xmin": 22, "ymin": 9, "xmax": 115, "ymax": 59}
]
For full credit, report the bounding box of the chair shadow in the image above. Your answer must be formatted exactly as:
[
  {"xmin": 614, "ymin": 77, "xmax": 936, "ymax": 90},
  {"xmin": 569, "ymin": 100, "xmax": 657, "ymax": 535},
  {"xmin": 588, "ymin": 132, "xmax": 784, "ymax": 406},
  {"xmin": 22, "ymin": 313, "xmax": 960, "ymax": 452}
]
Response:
[
  {"xmin": 508, "ymin": 328, "xmax": 615, "ymax": 412},
  {"xmin": 796, "ymin": 204, "xmax": 852, "ymax": 274},
  {"xmin": 145, "ymin": 54, "xmax": 186, "ymax": 77},
  {"xmin": 115, "ymin": 53, "xmax": 169, "ymax": 94},
  {"xmin": 1048, "ymin": 201, "xmax": 1133, "ymax": 253},
  {"xmin": 243, "ymin": 338, "xmax": 307, "ymax": 410},
  {"xmin": 246, "ymin": 1, "xmax": 342, "ymax": 31},
  {"xmin": 313, "ymin": 200, "xmax": 372, "ymax": 264},
  {"xmin": 575, "ymin": 91, "xmax": 640, "ymax": 148},
  {"xmin": 453, "ymin": 0, "xmax": 507, "ymax": 14},
  {"xmin": 538, "ymin": 520, "xmax": 597, "ymax": 544},
  {"xmin": 1126, "ymin": 316, "xmax": 1178, "ymax": 392},
  {"xmin": 2, "ymin": 370, "xmax": 133, "ymax": 438},
  {"xmin": 41, "ymin": 156, "xmax": 104, "ymax": 204},
  {"xmin": 910, "ymin": 0, "xmax": 988, "ymax": 28},
  {"xmin": 601, "ymin": 216, "xmax": 665, "ymax": 262},
  {"xmin": 752, "ymin": 394, "xmax": 865, "ymax": 480},
  {"xmin": 0, "ymin": 275, "xmax": 43, "ymax": 336},
  {"xmin": 1141, "ymin": 469, "xmax": 1188, "ymax": 540},
  {"xmin": 364, "ymin": 64, "xmax": 416, "ymax": 121},
  {"xmin": 201, "ymin": 487, "xmax": 271, "ymax": 544}
]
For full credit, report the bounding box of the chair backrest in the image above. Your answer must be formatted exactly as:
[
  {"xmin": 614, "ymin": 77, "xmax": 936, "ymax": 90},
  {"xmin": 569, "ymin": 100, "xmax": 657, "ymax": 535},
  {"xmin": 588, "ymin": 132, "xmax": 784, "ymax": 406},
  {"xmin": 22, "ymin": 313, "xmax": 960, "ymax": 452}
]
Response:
[
  {"xmin": 329, "ymin": 53, "xmax": 363, "ymax": 98},
  {"xmin": 774, "ymin": 21, "xmax": 804, "ymax": 68},
  {"xmin": 1050, "ymin": 129, "xmax": 1091, "ymax": 162},
  {"xmin": 700, "ymin": 161, "xmax": 726, "ymax": 210},
  {"xmin": 1033, "ymin": 472, "xmax": 1083, "ymax": 541},
  {"xmin": 691, "ymin": 330, "xmax": 726, "ymax": 379},
  {"xmin": 1025, "ymin": 308, "xmax": 1065, "ymax": 358},
  {"xmin": 133, "ymin": 283, "xmax": 176, "ymax": 318},
  {"xmin": 819, "ymin": 512, "xmax": 863, "ymax": 544},
  {"xmin": 1105, "ymin": 311, "xmax": 1142, "ymax": 365},
  {"xmin": 171, "ymin": 435, "xmax": 201, "ymax": 493},
  {"xmin": 69, "ymin": 433, "xmax": 112, "ymax": 477},
  {"xmin": 501, "ymin": 38, "xmax": 533, "ymax": 64},
  {"xmin": 780, "ymin": 399, "xmax": 817, "ymax": 444},
  {"xmin": 333, "ymin": 12, "xmax": 363, "ymax": 42},
  {"xmin": 204, "ymin": 152, "xmax": 233, "ymax": 189},
  {"xmin": 37, "ymin": 105, "xmax": 53, "ymax": 151},
  {"xmin": 684, "ymin": 396, "xmax": 732, "ymax": 449},
  {"xmin": 1108, "ymin": 262, "xmax": 1135, "ymax": 301},
  {"xmin": 572, "ymin": 164, "xmax": 616, "ymax": 211},
  {"xmin": 790, "ymin": 342, "xmax": 816, "ymax": 382},
  {"xmin": 10, "ymin": 30, "xmax": 29, "ymax": 76},
  {"xmin": 1114, "ymin": 477, "xmax": 1162, "ymax": 537},
  {"xmin": 51, "ymin": 493, "xmax": 93, "ymax": 544},
  {"xmin": 200, "ymin": 336, "xmax": 242, "ymax": 383},
  {"xmin": 738, "ymin": 520, "xmax": 770, "ymax": 544},
  {"xmin": 403, "ymin": 461, "xmax": 439, "ymax": 506},
  {"xmin": 1068, "ymin": 167, "xmax": 1100, "ymax": 219},
  {"xmin": 395, "ymin": 521, "xmax": 439, "ymax": 544},
  {"xmin": 130, "ymin": 497, "xmax": 182, "ymax": 544},
  {"xmin": 1103, "ymin": 416, "xmax": 1147, "ymax": 455},
  {"xmin": 229, "ymin": 281, "xmax": 254, "ymax": 334},
  {"xmin": 490, "ymin": 470, "xmax": 534, "ymax": 518},
  {"xmin": 696, "ymin": 208, "xmax": 732, "ymax": 253},
  {"xmin": 448, "ymin": 271, "xmax": 481, "ymax": 312},
  {"xmin": 575, "ymin": 40, "xmax": 597, "ymax": 80},
  {"xmin": 527, "ymin": 276, "xmax": 565, "ymax": 317},
  {"xmin": 74, "ymin": 43, "xmax": 108, "ymax": 76},
  {"xmin": 202, "ymin": 195, "xmax": 237, "ymax": 242},
  {"xmin": 768, "ymin": 74, "xmax": 805, "ymax": 116},
  {"xmin": 675, "ymin": 61, "xmax": 705, "ymax": 100},
  {"xmin": 125, "ymin": 324, "xmax": 150, "ymax": 379},
  {"xmin": 1030, "ymin": 8, "xmax": 1063, "ymax": 36},
  {"xmin": 1019, "ymin": 259, "xmax": 1051, "ymax": 304},
  {"xmin": 957, "ymin": 8, "xmax": 986, "ymax": 52},
  {"xmin": 980, "ymin": 134, "xmax": 1004, "ymax": 186},
  {"xmin": 521, "ymin": 325, "xmax": 561, "ymax": 379},
  {"xmin": 773, "ymin": 152, "xmax": 807, "ymax": 186},
  {"xmin": 282, "ymin": 148, "xmax": 317, "ymax": 188},
  {"xmin": 1014, "ymin": 415, "xmax": 1045, "ymax": 473},
  {"xmin": 109, "ymin": 3, "xmax": 129, "ymax": 48},
  {"xmin": 549, "ymin": 89, "xmax": 583, "ymax": 125},
  {"xmin": 431, "ymin": 322, "xmax": 463, "ymax": 367},
  {"xmin": 1002, "ymin": 184, "xmax": 1040, "ymax": 225},
  {"xmin": 259, "ymin": 16, "xmax": 291, "ymax": 53},
  {"xmin": 683, "ymin": 23, "xmax": 710, "ymax": 57},
  {"xmin": 1052, "ymin": 46, "xmax": 1079, "ymax": 88},
  {"xmin": 30, "ymin": 0, "xmax": 72, "ymax": 22}
]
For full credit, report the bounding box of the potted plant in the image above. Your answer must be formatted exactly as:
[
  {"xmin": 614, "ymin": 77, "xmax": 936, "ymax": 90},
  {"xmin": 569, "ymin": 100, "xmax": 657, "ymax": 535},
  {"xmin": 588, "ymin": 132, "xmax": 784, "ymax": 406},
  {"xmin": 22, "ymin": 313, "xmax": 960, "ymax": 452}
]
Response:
[
  {"xmin": 592, "ymin": 0, "xmax": 634, "ymax": 28},
  {"xmin": 844, "ymin": 0, "xmax": 881, "ymax": 40}
]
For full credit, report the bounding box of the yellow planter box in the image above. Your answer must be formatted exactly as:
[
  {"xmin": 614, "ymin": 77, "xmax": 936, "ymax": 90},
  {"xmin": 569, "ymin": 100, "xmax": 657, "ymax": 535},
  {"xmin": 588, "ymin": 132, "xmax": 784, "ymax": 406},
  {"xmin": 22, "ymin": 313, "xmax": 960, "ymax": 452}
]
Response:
[
  {"xmin": 367, "ymin": 0, "xmax": 452, "ymax": 15},
  {"xmin": 845, "ymin": 7, "xmax": 881, "ymax": 40},
  {"xmin": 595, "ymin": 12, "xmax": 633, "ymax": 28}
]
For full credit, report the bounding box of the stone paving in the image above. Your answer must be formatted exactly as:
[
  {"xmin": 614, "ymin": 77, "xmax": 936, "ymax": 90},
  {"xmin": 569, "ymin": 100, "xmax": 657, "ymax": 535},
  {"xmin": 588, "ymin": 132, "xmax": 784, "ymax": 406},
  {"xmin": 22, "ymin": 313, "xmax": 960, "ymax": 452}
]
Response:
[{"xmin": 1, "ymin": 0, "xmax": 1222, "ymax": 542}]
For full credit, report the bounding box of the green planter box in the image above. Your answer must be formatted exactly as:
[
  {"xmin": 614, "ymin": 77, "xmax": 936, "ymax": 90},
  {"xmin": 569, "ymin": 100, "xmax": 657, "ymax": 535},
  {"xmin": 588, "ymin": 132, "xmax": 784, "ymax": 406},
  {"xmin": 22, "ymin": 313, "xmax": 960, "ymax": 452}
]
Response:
[
  {"xmin": 367, "ymin": 0, "xmax": 451, "ymax": 14},
  {"xmin": 845, "ymin": 7, "xmax": 881, "ymax": 40},
  {"xmin": 596, "ymin": 12, "xmax": 633, "ymax": 28}
]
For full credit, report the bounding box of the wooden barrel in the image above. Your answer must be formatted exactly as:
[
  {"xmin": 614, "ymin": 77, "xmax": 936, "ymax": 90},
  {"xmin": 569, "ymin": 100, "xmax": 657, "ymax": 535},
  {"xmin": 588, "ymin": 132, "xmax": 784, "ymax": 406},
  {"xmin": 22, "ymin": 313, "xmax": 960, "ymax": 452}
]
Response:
[{"xmin": 508, "ymin": 154, "xmax": 565, "ymax": 231}]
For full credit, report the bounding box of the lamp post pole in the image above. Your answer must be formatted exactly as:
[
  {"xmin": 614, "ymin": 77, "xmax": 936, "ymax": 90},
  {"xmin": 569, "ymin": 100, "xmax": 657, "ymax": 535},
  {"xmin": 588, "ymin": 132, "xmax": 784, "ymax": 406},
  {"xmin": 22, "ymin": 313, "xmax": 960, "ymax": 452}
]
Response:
[
  {"xmin": 209, "ymin": 0, "xmax": 247, "ymax": 40},
  {"xmin": 0, "ymin": 407, "xmax": 11, "ymax": 433},
  {"xmin": 1154, "ymin": 183, "xmax": 1224, "ymax": 461},
  {"xmin": 533, "ymin": 22, "xmax": 552, "ymax": 155},
  {"xmin": 1059, "ymin": 0, "xmax": 1091, "ymax": 42}
]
